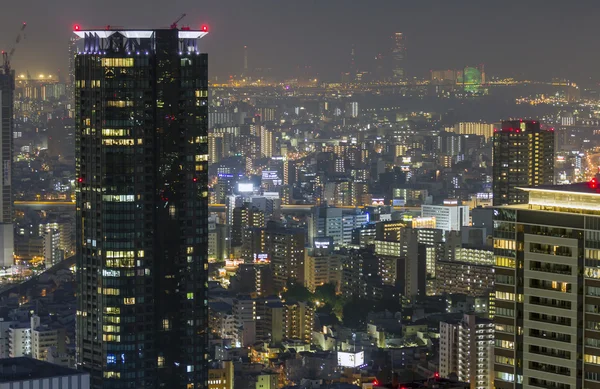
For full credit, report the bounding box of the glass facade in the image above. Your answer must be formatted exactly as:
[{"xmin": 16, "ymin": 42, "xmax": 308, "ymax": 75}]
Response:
[{"xmin": 75, "ymin": 29, "xmax": 208, "ymax": 389}]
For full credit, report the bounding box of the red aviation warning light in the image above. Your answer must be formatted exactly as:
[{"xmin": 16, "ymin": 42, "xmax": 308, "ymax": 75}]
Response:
[
  {"xmin": 74, "ymin": 24, "xmax": 81, "ymax": 31},
  {"xmin": 201, "ymin": 24, "xmax": 209, "ymax": 32},
  {"xmin": 590, "ymin": 177, "xmax": 598, "ymax": 189}
]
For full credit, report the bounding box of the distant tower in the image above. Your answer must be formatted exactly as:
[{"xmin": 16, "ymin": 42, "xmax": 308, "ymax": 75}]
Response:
[
  {"xmin": 244, "ymin": 45, "xmax": 248, "ymax": 76},
  {"xmin": 67, "ymin": 36, "xmax": 78, "ymax": 103},
  {"xmin": 392, "ymin": 32, "xmax": 406, "ymax": 81},
  {"xmin": 350, "ymin": 44, "xmax": 356, "ymax": 74},
  {"xmin": 0, "ymin": 65, "xmax": 14, "ymax": 268}
]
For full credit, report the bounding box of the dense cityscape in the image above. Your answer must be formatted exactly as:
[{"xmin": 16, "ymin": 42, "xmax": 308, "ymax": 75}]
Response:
[{"xmin": 1, "ymin": 2, "xmax": 600, "ymax": 389}]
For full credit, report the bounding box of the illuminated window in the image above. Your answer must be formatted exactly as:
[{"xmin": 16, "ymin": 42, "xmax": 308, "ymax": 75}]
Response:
[
  {"xmin": 102, "ymin": 129, "xmax": 128, "ymax": 137},
  {"xmin": 124, "ymin": 298, "xmax": 135, "ymax": 305},
  {"xmin": 104, "ymin": 307, "xmax": 121, "ymax": 315},
  {"xmin": 158, "ymin": 356, "xmax": 165, "ymax": 368},
  {"xmin": 103, "ymin": 334, "xmax": 121, "ymax": 342},
  {"xmin": 187, "ymin": 293, "xmax": 194, "ymax": 300},
  {"xmin": 102, "ymin": 58, "xmax": 134, "ymax": 67},
  {"xmin": 103, "ymin": 372, "xmax": 121, "ymax": 378},
  {"xmin": 162, "ymin": 319, "xmax": 170, "ymax": 330},
  {"xmin": 106, "ymin": 100, "xmax": 134, "ymax": 108},
  {"xmin": 495, "ymin": 256, "xmax": 515, "ymax": 268},
  {"xmin": 102, "ymin": 139, "xmax": 135, "ymax": 146},
  {"xmin": 586, "ymin": 354, "xmax": 600, "ymax": 365},
  {"xmin": 103, "ymin": 325, "xmax": 120, "ymax": 333}
]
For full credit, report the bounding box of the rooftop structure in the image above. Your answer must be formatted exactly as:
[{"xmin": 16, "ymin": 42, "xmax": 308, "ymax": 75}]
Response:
[{"xmin": 0, "ymin": 357, "xmax": 88, "ymax": 386}]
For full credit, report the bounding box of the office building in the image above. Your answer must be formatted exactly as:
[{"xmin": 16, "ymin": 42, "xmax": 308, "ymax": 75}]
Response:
[
  {"xmin": 256, "ymin": 373, "xmax": 278, "ymax": 389},
  {"xmin": 74, "ymin": 26, "xmax": 209, "ymax": 388},
  {"xmin": 492, "ymin": 120, "xmax": 554, "ymax": 206},
  {"xmin": 422, "ymin": 201, "xmax": 469, "ymax": 233},
  {"xmin": 345, "ymin": 101, "xmax": 358, "ymax": 118},
  {"xmin": 260, "ymin": 127, "xmax": 274, "ymax": 158},
  {"xmin": 304, "ymin": 248, "xmax": 342, "ymax": 293},
  {"xmin": 245, "ymin": 222, "xmax": 305, "ymax": 290},
  {"xmin": 392, "ymin": 32, "xmax": 406, "ymax": 81},
  {"xmin": 0, "ymin": 68, "xmax": 14, "ymax": 268},
  {"xmin": 30, "ymin": 315, "xmax": 67, "ymax": 362},
  {"xmin": 436, "ymin": 247, "xmax": 494, "ymax": 297},
  {"xmin": 447, "ymin": 122, "xmax": 496, "ymax": 141},
  {"xmin": 231, "ymin": 204, "xmax": 265, "ymax": 247},
  {"xmin": 439, "ymin": 313, "xmax": 494, "ymax": 389},
  {"xmin": 208, "ymin": 360, "xmax": 234, "ymax": 389},
  {"xmin": 0, "ymin": 357, "xmax": 89, "ymax": 389},
  {"xmin": 310, "ymin": 207, "xmax": 368, "ymax": 247},
  {"xmin": 492, "ymin": 183, "xmax": 600, "ymax": 389}
]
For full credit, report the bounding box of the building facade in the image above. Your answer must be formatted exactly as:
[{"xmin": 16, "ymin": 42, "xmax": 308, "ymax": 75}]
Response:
[
  {"xmin": 0, "ymin": 69, "xmax": 14, "ymax": 268},
  {"xmin": 421, "ymin": 202, "xmax": 469, "ymax": 233},
  {"xmin": 492, "ymin": 120, "xmax": 554, "ymax": 206},
  {"xmin": 493, "ymin": 183, "xmax": 600, "ymax": 389},
  {"xmin": 74, "ymin": 27, "xmax": 209, "ymax": 389},
  {"xmin": 439, "ymin": 313, "xmax": 494, "ymax": 389}
]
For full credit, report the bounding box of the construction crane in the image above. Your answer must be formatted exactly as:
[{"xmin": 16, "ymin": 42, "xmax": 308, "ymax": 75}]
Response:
[
  {"xmin": 2, "ymin": 22, "xmax": 26, "ymax": 74},
  {"xmin": 170, "ymin": 13, "xmax": 186, "ymax": 29}
]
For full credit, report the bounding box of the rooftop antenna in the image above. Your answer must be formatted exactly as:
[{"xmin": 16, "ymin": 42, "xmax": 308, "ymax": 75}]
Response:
[{"xmin": 171, "ymin": 13, "xmax": 187, "ymax": 30}]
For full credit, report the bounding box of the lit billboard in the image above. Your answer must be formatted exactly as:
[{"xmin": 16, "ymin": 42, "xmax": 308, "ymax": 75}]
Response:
[{"xmin": 337, "ymin": 351, "xmax": 364, "ymax": 368}]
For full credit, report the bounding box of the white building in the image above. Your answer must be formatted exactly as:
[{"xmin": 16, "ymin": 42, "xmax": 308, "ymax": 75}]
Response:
[
  {"xmin": 421, "ymin": 201, "xmax": 469, "ymax": 233},
  {"xmin": 30, "ymin": 315, "xmax": 66, "ymax": 362},
  {"xmin": 7, "ymin": 325, "xmax": 30, "ymax": 358},
  {"xmin": 439, "ymin": 313, "xmax": 494, "ymax": 389}
]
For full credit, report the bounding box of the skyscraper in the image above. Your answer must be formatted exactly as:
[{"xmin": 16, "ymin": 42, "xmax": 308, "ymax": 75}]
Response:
[
  {"xmin": 243, "ymin": 45, "xmax": 248, "ymax": 76},
  {"xmin": 492, "ymin": 183, "xmax": 600, "ymax": 389},
  {"xmin": 492, "ymin": 120, "xmax": 554, "ymax": 206},
  {"xmin": 0, "ymin": 64, "xmax": 14, "ymax": 268},
  {"xmin": 74, "ymin": 25, "xmax": 209, "ymax": 389},
  {"xmin": 391, "ymin": 32, "xmax": 406, "ymax": 81},
  {"xmin": 67, "ymin": 36, "xmax": 78, "ymax": 104}
]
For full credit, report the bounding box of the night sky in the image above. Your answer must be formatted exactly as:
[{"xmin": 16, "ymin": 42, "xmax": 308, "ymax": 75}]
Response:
[{"xmin": 1, "ymin": 0, "xmax": 598, "ymax": 81}]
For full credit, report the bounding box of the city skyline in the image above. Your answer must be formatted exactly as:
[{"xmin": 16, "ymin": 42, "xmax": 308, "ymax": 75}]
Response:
[{"xmin": 2, "ymin": 1, "xmax": 600, "ymax": 81}]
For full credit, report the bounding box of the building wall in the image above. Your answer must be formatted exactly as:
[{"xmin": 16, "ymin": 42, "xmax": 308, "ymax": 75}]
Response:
[{"xmin": 0, "ymin": 374, "xmax": 90, "ymax": 389}]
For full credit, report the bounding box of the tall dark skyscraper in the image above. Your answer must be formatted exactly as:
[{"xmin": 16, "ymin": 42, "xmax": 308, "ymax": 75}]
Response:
[
  {"xmin": 392, "ymin": 32, "xmax": 405, "ymax": 81},
  {"xmin": 243, "ymin": 45, "xmax": 248, "ymax": 76},
  {"xmin": 0, "ymin": 63, "xmax": 14, "ymax": 268},
  {"xmin": 492, "ymin": 120, "xmax": 554, "ymax": 206},
  {"xmin": 74, "ymin": 25, "xmax": 209, "ymax": 389},
  {"xmin": 67, "ymin": 36, "xmax": 78, "ymax": 104}
]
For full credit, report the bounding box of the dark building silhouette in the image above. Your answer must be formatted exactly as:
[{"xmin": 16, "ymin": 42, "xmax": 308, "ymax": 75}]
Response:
[{"xmin": 74, "ymin": 26, "xmax": 209, "ymax": 389}]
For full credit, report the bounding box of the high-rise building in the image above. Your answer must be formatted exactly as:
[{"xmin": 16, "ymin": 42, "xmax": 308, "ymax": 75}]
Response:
[
  {"xmin": 245, "ymin": 222, "xmax": 305, "ymax": 290},
  {"xmin": 243, "ymin": 45, "xmax": 248, "ymax": 76},
  {"xmin": 391, "ymin": 32, "xmax": 406, "ymax": 81},
  {"xmin": 492, "ymin": 183, "xmax": 600, "ymax": 389},
  {"xmin": 0, "ymin": 64, "xmax": 14, "ymax": 268},
  {"xmin": 421, "ymin": 201, "xmax": 469, "ymax": 233},
  {"xmin": 439, "ymin": 313, "xmax": 494, "ymax": 389},
  {"xmin": 74, "ymin": 26, "xmax": 209, "ymax": 389},
  {"xmin": 260, "ymin": 127, "xmax": 274, "ymax": 158},
  {"xmin": 492, "ymin": 120, "xmax": 554, "ymax": 206},
  {"xmin": 67, "ymin": 36, "xmax": 78, "ymax": 104}
]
